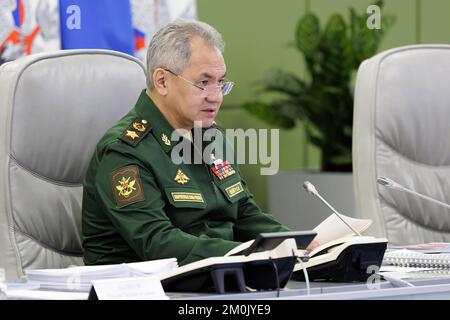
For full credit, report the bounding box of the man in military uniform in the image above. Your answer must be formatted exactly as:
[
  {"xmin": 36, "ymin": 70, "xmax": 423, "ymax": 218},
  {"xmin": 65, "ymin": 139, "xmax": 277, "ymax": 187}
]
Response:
[{"xmin": 82, "ymin": 19, "xmax": 291, "ymax": 266}]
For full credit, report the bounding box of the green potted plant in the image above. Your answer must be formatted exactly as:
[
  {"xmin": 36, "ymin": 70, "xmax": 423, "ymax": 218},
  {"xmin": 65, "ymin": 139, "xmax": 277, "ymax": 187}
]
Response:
[
  {"xmin": 244, "ymin": 1, "xmax": 395, "ymax": 230},
  {"xmin": 243, "ymin": 0, "xmax": 394, "ymax": 172}
]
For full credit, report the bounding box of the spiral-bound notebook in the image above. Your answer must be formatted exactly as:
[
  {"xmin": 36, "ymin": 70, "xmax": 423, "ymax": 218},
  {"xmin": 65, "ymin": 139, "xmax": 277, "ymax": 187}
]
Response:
[
  {"xmin": 381, "ymin": 249, "xmax": 450, "ymax": 280},
  {"xmin": 383, "ymin": 249, "xmax": 450, "ymax": 268}
]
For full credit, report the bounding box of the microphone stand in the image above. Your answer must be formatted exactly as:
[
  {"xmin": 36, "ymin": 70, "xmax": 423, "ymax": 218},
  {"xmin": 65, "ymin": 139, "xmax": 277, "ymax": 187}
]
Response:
[
  {"xmin": 303, "ymin": 181, "xmax": 361, "ymax": 236},
  {"xmin": 377, "ymin": 177, "xmax": 450, "ymax": 210}
]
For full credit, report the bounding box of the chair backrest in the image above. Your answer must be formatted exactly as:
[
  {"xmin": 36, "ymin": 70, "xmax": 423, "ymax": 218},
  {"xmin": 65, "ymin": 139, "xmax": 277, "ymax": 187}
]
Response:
[
  {"xmin": 353, "ymin": 44, "xmax": 450, "ymax": 245},
  {"xmin": 0, "ymin": 50, "xmax": 146, "ymax": 281}
]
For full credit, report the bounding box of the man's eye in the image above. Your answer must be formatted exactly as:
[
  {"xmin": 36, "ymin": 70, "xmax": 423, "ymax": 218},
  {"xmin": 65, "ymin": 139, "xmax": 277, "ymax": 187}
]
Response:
[{"xmin": 200, "ymin": 80, "xmax": 209, "ymax": 87}]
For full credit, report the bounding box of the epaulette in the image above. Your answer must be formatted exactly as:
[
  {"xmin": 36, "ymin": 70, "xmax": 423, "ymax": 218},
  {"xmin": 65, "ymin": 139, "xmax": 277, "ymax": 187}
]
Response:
[{"xmin": 119, "ymin": 118, "xmax": 152, "ymax": 147}]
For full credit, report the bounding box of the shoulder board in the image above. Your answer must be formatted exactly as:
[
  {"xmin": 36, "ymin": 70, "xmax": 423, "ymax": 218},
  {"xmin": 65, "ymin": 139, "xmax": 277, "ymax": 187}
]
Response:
[{"xmin": 119, "ymin": 118, "xmax": 152, "ymax": 147}]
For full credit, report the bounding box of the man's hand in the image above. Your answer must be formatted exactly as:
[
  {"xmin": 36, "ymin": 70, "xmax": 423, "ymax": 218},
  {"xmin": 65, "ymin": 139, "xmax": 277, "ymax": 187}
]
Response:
[{"xmin": 305, "ymin": 240, "xmax": 320, "ymax": 253}]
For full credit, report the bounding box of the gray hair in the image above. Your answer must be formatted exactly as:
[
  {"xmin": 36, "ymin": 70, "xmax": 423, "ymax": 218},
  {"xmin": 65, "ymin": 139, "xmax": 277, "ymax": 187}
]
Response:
[{"xmin": 146, "ymin": 19, "xmax": 225, "ymax": 89}]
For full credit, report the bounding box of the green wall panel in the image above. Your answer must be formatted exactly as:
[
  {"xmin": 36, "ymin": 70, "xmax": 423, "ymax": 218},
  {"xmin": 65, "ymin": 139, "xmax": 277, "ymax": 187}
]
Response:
[
  {"xmin": 197, "ymin": 0, "xmax": 445, "ymax": 211},
  {"xmin": 421, "ymin": 0, "xmax": 450, "ymax": 44}
]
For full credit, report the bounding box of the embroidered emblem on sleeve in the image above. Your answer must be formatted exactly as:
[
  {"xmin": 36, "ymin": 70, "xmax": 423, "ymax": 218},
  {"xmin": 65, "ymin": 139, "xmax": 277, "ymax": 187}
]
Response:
[{"xmin": 111, "ymin": 165, "xmax": 145, "ymax": 208}]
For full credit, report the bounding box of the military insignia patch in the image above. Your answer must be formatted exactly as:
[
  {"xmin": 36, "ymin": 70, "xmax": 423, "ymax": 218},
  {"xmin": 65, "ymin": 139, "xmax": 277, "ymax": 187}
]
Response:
[
  {"xmin": 162, "ymin": 133, "xmax": 171, "ymax": 146},
  {"xmin": 225, "ymin": 182, "xmax": 244, "ymax": 198},
  {"xmin": 171, "ymin": 192, "xmax": 204, "ymax": 203},
  {"xmin": 174, "ymin": 169, "xmax": 190, "ymax": 184},
  {"xmin": 132, "ymin": 121, "xmax": 146, "ymax": 132},
  {"xmin": 119, "ymin": 118, "xmax": 151, "ymax": 147},
  {"xmin": 126, "ymin": 130, "xmax": 139, "ymax": 139},
  {"xmin": 111, "ymin": 165, "xmax": 145, "ymax": 208}
]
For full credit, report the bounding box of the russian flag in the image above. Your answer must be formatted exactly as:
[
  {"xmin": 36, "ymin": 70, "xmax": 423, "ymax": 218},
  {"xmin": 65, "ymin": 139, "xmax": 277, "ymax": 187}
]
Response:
[
  {"xmin": 134, "ymin": 28, "xmax": 145, "ymax": 53},
  {"xmin": 12, "ymin": 0, "xmax": 24, "ymax": 28},
  {"xmin": 59, "ymin": 0, "xmax": 135, "ymax": 55}
]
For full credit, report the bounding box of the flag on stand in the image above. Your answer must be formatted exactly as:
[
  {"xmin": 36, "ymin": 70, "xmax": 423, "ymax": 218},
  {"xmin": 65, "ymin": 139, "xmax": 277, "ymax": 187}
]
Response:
[
  {"xmin": 1, "ymin": 0, "xmax": 197, "ymax": 64},
  {"xmin": 59, "ymin": 0, "xmax": 135, "ymax": 55},
  {"xmin": 131, "ymin": 0, "xmax": 197, "ymax": 61},
  {"xmin": 0, "ymin": 0, "xmax": 60, "ymax": 65}
]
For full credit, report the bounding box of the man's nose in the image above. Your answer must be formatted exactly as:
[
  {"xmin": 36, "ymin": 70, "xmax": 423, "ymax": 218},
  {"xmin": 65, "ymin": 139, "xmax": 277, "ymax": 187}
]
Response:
[{"xmin": 205, "ymin": 89, "xmax": 223, "ymax": 103}]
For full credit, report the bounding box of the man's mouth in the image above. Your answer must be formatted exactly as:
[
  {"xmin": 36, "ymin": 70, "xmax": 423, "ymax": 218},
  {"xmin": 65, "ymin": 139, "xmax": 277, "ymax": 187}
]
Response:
[{"xmin": 202, "ymin": 108, "xmax": 217, "ymax": 117}]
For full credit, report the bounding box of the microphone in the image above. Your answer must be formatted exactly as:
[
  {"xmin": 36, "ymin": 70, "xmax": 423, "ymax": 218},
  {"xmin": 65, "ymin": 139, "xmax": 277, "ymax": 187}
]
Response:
[
  {"xmin": 302, "ymin": 181, "xmax": 361, "ymax": 236},
  {"xmin": 377, "ymin": 177, "xmax": 450, "ymax": 210}
]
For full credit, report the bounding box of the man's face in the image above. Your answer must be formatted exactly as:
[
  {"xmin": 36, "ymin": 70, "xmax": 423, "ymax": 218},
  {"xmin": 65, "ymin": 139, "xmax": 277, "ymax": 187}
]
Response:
[{"xmin": 165, "ymin": 36, "xmax": 226, "ymax": 129}]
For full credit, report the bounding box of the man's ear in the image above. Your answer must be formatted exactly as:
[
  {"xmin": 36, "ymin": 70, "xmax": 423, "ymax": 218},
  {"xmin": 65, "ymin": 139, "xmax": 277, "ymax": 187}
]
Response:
[{"xmin": 152, "ymin": 68, "xmax": 168, "ymax": 95}]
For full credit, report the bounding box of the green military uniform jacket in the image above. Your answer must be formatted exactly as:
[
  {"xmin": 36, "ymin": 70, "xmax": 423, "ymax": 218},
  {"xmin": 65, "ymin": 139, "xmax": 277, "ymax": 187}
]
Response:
[{"xmin": 82, "ymin": 90, "xmax": 289, "ymax": 266}]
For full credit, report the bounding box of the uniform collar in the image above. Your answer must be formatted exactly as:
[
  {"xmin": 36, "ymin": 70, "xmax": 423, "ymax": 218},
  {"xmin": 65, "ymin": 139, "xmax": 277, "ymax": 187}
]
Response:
[{"xmin": 134, "ymin": 90, "xmax": 179, "ymax": 153}]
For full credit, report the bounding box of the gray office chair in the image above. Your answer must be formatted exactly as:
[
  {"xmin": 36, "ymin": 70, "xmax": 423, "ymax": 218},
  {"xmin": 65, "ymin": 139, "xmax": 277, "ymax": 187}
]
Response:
[
  {"xmin": 0, "ymin": 49, "xmax": 146, "ymax": 281},
  {"xmin": 353, "ymin": 44, "xmax": 450, "ymax": 245}
]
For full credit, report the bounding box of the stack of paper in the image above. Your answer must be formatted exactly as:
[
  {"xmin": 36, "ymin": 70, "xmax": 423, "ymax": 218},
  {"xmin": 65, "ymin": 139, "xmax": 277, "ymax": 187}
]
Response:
[
  {"xmin": 25, "ymin": 258, "xmax": 177, "ymax": 292},
  {"xmin": 7, "ymin": 289, "xmax": 90, "ymax": 300},
  {"xmin": 394, "ymin": 243, "xmax": 450, "ymax": 254}
]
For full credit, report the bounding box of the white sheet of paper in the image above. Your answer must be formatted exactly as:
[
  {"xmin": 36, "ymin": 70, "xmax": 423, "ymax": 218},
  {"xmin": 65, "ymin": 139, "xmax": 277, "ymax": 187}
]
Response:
[
  {"xmin": 92, "ymin": 276, "xmax": 168, "ymax": 300},
  {"xmin": 313, "ymin": 213, "xmax": 372, "ymax": 245},
  {"xmin": 7, "ymin": 289, "xmax": 89, "ymax": 300}
]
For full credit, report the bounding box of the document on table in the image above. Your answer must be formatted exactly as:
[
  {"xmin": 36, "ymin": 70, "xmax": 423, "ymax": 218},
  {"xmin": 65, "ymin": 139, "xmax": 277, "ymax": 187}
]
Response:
[{"xmin": 25, "ymin": 258, "xmax": 178, "ymax": 292}]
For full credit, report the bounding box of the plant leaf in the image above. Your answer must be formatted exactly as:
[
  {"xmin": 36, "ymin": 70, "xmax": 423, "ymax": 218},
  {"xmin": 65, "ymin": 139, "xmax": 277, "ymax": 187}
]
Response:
[
  {"xmin": 242, "ymin": 101, "xmax": 297, "ymax": 129},
  {"xmin": 261, "ymin": 69, "xmax": 307, "ymax": 97},
  {"xmin": 296, "ymin": 13, "xmax": 321, "ymax": 58}
]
